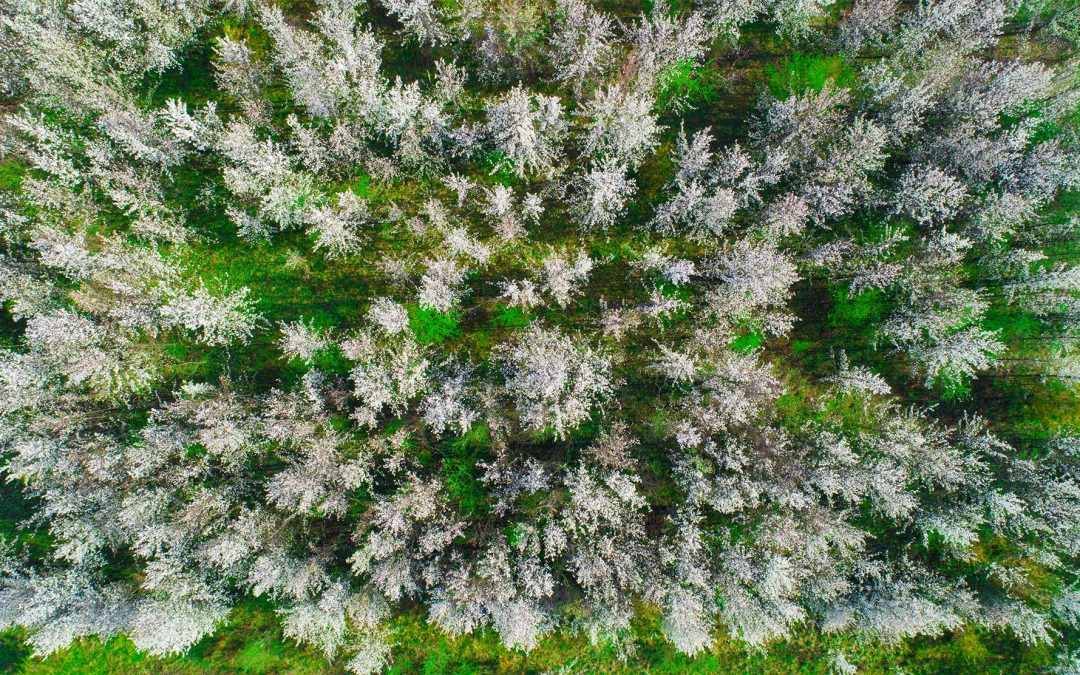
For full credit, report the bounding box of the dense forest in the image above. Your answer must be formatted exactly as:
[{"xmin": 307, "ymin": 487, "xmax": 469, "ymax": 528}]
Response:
[{"xmin": 1, "ymin": 0, "xmax": 1079, "ymax": 672}]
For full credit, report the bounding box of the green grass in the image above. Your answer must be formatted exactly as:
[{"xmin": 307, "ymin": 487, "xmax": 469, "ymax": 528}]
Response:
[
  {"xmin": 5, "ymin": 601, "xmax": 1056, "ymax": 674},
  {"xmin": 930, "ymin": 370, "xmax": 975, "ymax": 401},
  {"xmin": 409, "ymin": 306, "xmax": 463, "ymax": 346},
  {"xmin": 829, "ymin": 286, "xmax": 888, "ymax": 329},
  {"xmin": 729, "ymin": 330, "xmax": 764, "ymax": 353},
  {"xmin": 766, "ymin": 53, "xmax": 859, "ymax": 99},
  {"xmin": 790, "ymin": 339, "xmax": 814, "ymax": 354},
  {"xmin": 440, "ymin": 424, "xmax": 492, "ymax": 518},
  {"xmin": 0, "ymin": 159, "xmax": 26, "ymax": 192},
  {"xmin": 656, "ymin": 59, "xmax": 724, "ymax": 112},
  {"xmin": 491, "ymin": 305, "xmax": 533, "ymax": 329}
]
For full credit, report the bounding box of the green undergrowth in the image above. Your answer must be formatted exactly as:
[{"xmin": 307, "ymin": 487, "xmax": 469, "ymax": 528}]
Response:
[
  {"xmin": 4, "ymin": 601, "xmax": 1055, "ymax": 674},
  {"xmin": 766, "ymin": 53, "xmax": 859, "ymax": 99},
  {"xmin": 409, "ymin": 305, "xmax": 463, "ymax": 346}
]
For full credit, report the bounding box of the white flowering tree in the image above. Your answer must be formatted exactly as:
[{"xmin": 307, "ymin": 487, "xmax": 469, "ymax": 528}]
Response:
[
  {"xmin": 485, "ymin": 86, "xmax": 566, "ymax": 177},
  {"xmin": 495, "ymin": 325, "xmax": 612, "ymax": 439},
  {"xmin": 1, "ymin": 0, "xmax": 1079, "ymax": 671}
]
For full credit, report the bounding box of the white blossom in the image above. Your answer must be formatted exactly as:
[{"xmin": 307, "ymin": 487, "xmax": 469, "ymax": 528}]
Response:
[
  {"xmin": 573, "ymin": 160, "xmax": 635, "ymax": 232},
  {"xmin": 161, "ymin": 283, "xmax": 259, "ymax": 346},
  {"xmin": 496, "ymin": 325, "xmax": 612, "ymax": 439},
  {"xmin": 418, "ymin": 258, "xmax": 468, "ymax": 312},
  {"xmin": 369, "ymin": 297, "xmax": 411, "ymax": 335},
  {"xmin": 548, "ymin": 0, "xmax": 615, "ymax": 90},
  {"xmin": 306, "ymin": 191, "xmax": 370, "ymax": 259},
  {"xmin": 579, "ymin": 86, "xmax": 661, "ymax": 167},
  {"xmin": 279, "ymin": 319, "xmax": 329, "ymax": 363},
  {"xmin": 486, "ymin": 86, "xmax": 566, "ymax": 177},
  {"xmin": 895, "ymin": 165, "xmax": 968, "ymax": 225},
  {"xmin": 539, "ymin": 249, "xmax": 593, "ymax": 307}
]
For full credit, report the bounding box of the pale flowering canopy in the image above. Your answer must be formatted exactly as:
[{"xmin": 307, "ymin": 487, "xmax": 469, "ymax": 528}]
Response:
[{"xmin": 1, "ymin": 0, "xmax": 1079, "ymax": 671}]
